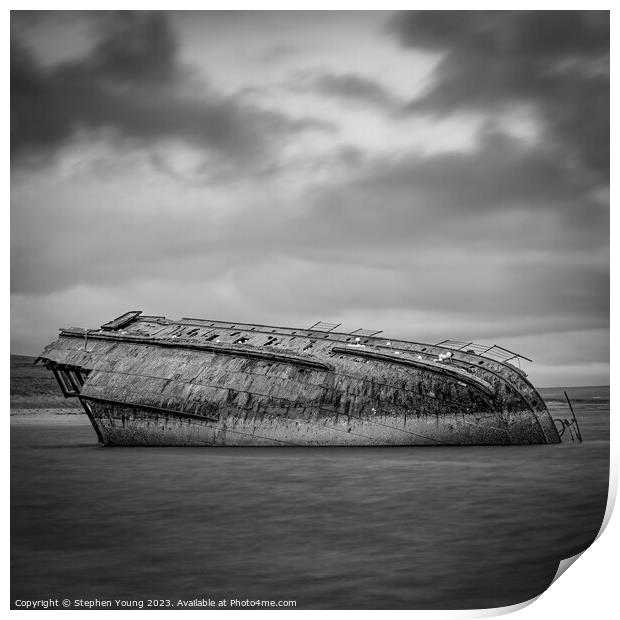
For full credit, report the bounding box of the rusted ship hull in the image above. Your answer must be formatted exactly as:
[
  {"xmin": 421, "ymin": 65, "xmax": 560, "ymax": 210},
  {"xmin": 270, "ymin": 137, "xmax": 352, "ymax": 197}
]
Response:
[{"xmin": 38, "ymin": 311, "xmax": 561, "ymax": 446}]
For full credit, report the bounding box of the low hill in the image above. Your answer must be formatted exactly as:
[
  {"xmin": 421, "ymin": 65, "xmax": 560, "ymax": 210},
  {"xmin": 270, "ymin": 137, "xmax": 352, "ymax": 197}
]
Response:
[{"xmin": 11, "ymin": 354, "xmax": 81, "ymax": 409}]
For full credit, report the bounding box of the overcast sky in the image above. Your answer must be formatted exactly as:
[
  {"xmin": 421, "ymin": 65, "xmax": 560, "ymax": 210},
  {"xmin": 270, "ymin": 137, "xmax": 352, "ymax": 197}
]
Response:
[{"xmin": 11, "ymin": 10, "xmax": 609, "ymax": 386}]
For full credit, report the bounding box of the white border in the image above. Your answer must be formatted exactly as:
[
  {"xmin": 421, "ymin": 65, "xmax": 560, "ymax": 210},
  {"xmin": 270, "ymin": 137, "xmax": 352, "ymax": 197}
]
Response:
[{"xmin": 5, "ymin": 3, "xmax": 615, "ymax": 618}]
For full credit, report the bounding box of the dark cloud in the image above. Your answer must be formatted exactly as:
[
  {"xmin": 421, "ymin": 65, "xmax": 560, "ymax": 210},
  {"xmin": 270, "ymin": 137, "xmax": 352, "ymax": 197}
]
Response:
[
  {"xmin": 290, "ymin": 71, "xmax": 401, "ymax": 110},
  {"xmin": 389, "ymin": 10, "xmax": 609, "ymax": 180},
  {"xmin": 291, "ymin": 128, "xmax": 606, "ymax": 249},
  {"xmin": 87, "ymin": 12, "xmax": 179, "ymax": 85},
  {"xmin": 11, "ymin": 11, "xmax": 330, "ymax": 167}
]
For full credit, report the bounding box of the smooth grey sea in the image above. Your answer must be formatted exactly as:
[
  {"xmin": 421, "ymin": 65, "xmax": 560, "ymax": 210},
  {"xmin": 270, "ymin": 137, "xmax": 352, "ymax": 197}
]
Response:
[{"xmin": 10, "ymin": 387, "xmax": 609, "ymax": 610}]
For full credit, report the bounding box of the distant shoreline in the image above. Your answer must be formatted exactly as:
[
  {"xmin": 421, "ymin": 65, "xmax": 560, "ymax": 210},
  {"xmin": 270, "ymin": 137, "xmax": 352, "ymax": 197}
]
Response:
[
  {"xmin": 10, "ymin": 408, "xmax": 89, "ymax": 425},
  {"xmin": 539, "ymin": 385, "xmax": 610, "ymax": 390}
]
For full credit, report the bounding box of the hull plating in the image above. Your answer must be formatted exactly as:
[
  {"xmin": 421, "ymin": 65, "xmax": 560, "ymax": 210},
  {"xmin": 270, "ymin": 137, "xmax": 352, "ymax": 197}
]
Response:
[{"xmin": 87, "ymin": 401, "xmax": 547, "ymax": 446}]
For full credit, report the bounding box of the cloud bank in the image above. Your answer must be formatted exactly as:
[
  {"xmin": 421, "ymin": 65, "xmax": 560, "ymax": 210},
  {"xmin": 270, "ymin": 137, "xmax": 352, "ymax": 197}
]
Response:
[{"xmin": 11, "ymin": 12, "xmax": 330, "ymax": 169}]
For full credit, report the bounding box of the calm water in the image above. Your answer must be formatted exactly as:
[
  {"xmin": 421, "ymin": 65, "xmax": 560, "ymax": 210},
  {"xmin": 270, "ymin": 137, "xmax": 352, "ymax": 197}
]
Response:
[{"xmin": 11, "ymin": 387, "xmax": 609, "ymax": 610}]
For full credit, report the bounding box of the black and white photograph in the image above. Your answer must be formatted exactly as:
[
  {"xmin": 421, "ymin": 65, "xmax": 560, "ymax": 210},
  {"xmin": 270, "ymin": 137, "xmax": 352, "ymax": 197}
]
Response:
[{"xmin": 10, "ymin": 7, "xmax": 611, "ymax": 612}]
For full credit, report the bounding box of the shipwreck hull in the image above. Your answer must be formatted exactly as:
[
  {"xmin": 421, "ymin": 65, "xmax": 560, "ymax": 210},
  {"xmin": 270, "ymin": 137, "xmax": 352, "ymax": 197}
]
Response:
[
  {"xmin": 38, "ymin": 311, "xmax": 560, "ymax": 446},
  {"xmin": 80, "ymin": 399, "xmax": 546, "ymax": 446}
]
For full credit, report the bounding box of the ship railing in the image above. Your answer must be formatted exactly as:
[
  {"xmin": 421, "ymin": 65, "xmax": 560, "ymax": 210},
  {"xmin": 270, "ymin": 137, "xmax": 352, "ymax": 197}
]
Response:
[
  {"xmin": 434, "ymin": 339, "xmax": 532, "ymax": 367},
  {"xmin": 349, "ymin": 327, "xmax": 383, "ymax": 337},
  {"xmin": 307, "ymin": 321, "xmax": 342, "ymax": 332}
]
